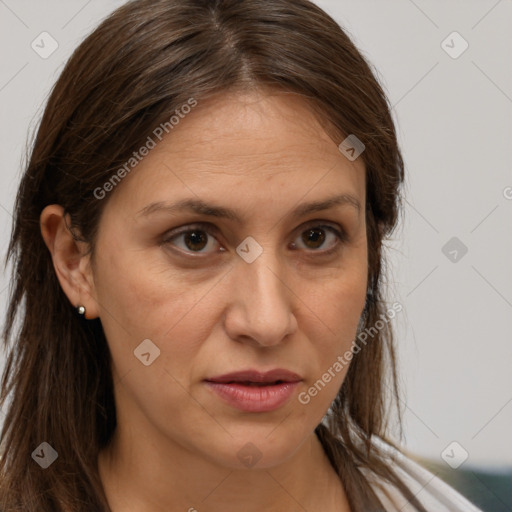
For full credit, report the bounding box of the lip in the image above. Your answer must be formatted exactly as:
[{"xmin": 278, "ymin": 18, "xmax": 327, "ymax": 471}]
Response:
[{"xmin": 204, "ymin": 369, "xmax": 302, "ymax": 413}]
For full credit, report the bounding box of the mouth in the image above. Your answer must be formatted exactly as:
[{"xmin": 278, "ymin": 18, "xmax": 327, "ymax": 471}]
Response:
[
  {"xmin": 204, "ymin": 369, "xmax": 302, "ymax": 412},
  {"xmin": 216, "ymin": 380, "xmax": 288, "ymax": 386},
  {"xmin": 205, "ymin": 369, "xmax": 302, "ymax": 384}
]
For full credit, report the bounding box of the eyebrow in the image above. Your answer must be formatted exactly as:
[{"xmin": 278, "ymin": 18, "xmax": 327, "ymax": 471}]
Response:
[{"xmin": 136, "ymin": 193, "xmax": 361, "ymax": 222}]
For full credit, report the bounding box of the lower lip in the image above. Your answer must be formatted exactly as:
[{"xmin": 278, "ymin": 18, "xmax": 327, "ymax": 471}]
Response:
[{"xmin": 205, "ymin": 381, "xmax": 300, "ymax": 412}]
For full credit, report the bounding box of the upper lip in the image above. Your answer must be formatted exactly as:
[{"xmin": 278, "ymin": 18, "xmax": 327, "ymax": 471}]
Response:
[{"xmin": 205, "ymin": 369, "xmax": 302, "ymax": 384}]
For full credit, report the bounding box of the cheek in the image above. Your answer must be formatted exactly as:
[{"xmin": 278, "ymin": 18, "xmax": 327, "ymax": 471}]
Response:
[
  {"xmin": 300, "ymin": 258, "xmax": 367, "ymax": 342},
  {"xmin": 295, "ymin": 260, "xmax": 367, "ymax": 410},
  {"xmin": 92, "ymin": 250, "xmax": 224, "ymax": 434},
  {"xmin": 92, "ymin": 246, "xmax": 224, "ymax": 378},
  {"xmin": 306, "ymin": 277, "xmax": 365, "ymax": 328}
]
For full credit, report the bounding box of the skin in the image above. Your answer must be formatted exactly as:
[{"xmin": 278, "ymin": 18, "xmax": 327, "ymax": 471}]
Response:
[{"xmin": 40, "ymin": 89, "xmax": 367, "ymax": 512}]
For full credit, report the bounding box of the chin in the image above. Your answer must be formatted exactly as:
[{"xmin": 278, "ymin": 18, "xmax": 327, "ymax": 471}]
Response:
[{"xmin": 207, "ymin": 424, "xmax": 308, "ymax": 470}]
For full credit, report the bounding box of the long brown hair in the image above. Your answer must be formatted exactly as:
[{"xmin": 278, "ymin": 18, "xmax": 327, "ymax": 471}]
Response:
[{"xmin": 0, "ymin": 0, "xmax": 427, "ymax": 510}]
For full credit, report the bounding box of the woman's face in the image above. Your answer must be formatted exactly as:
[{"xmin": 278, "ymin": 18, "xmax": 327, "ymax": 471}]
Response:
[{"xmin": 89, "ymin": 90, "xmax": 367, "ymax": 469}]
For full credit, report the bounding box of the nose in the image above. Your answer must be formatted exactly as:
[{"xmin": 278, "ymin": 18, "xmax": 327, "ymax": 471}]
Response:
[{"xmin": 223, "ymin": 254, "xmax": 298, "ymax": 348}]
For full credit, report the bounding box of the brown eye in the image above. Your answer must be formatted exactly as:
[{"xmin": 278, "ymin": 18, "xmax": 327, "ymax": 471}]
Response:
[
  {"xmin": 291, "ymin": 224, "xmax": 345, "ymax": 252},
  {"xmin": 302, "ymin": 227, "xmax": 326, "ymax": 249},
  {"xmin": 163, "ymin": 225, "xmax": 221, "ymax": 254},
  {"xmin": 183, "ymin": 230, "xmax": 209, "ymax": 251}
]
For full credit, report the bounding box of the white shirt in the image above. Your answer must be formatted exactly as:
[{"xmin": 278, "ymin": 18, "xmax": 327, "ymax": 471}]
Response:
[{"xmin": 365, "ymin": 438, "xmax": 484, "ymax": 511}]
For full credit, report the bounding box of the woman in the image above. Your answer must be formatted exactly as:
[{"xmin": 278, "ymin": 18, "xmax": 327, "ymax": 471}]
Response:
[{"xmin": 0, "ymin": 0, "xmax": 483, "ymax": 510}]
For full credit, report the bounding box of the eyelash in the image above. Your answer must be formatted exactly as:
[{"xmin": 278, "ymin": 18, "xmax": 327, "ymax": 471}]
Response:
[{"xmin": 161, "ymin": 221, "xmax": 348, "ymax": 257}]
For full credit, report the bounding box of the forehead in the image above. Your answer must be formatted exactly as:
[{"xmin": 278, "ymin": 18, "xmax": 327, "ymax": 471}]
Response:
[{"xmin": 102, "ymin": 90, "xmax": 366, "ymax": 217}]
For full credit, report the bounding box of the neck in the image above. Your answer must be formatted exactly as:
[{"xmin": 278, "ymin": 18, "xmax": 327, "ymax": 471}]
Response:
[{"xmin": 98, "ymin": 425, "xmax": 350, "ymax": 512}]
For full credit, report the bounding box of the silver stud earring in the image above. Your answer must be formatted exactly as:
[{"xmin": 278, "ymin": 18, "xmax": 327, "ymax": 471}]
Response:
[{"xmin": 76, "ymin": 305, "xmax": 86, "ymax": 316}]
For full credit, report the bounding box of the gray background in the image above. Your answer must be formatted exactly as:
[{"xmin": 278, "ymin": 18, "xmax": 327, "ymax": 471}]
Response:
[{"xmin": 0, "ymin": 0, "xmax": 511, "ymax": 472}]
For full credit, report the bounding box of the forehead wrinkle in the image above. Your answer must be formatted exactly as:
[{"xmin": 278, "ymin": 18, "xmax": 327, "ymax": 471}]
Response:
[{"xmin": 154, "ymin": 143, "xmax": 341, "ymax": 179}]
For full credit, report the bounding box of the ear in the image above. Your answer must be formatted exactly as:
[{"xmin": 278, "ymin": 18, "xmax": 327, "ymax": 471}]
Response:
[{"xmin": 40, "ymin": 205, "xmax": 100, "ymax": 320}]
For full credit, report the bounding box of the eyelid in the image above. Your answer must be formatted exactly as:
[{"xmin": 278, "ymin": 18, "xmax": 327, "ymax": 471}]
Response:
[
  {"xmin": 297, "ymin": 219, "xmax": 347, "ymax": 237},
  {"xmin": 163, "ymin": 221, "xmax": 218, "ymax": 238}
]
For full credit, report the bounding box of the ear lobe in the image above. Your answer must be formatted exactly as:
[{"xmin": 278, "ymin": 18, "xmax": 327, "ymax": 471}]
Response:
[{"xmin": 40, "ymin": 204, "xmax": 100, "ymax": 319}]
